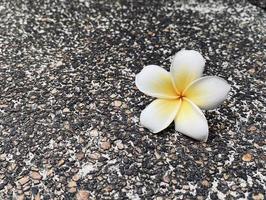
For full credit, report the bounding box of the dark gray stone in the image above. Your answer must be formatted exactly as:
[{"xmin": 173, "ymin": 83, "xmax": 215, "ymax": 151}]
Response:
[{"xmin": 0, "ymin": 0, "xmax": 265, "ymax": 199}]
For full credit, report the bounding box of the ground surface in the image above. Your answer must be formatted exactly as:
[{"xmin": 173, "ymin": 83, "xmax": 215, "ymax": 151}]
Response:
[{"xmin": 0, "ymin": 0, "xmax": 265, "ymax": 199}]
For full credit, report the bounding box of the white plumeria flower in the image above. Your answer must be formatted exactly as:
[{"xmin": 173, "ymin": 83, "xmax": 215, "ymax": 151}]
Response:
[{"xmin": 135, "ymin": 49, "xmax": 230, "ymax": 142}]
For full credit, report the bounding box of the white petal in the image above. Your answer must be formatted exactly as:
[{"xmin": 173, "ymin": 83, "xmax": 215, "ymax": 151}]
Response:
[
  {"xmin": 140, "ymin": 99, "xmax": 181, "ymax": 133},
  {"xmin": 175, "ymin": 99, "xmax": 208, "ymax": 141},
  {"xmin": 184, "ymin": 76, "xmax": 231, "ymax": 110},
  {"xmin": 170, "ymin": 50, "xmax": 206, "ymax": 92},
  {"xmin": 135, "ymin": 65, "xmax": 178, "ymax": 99}
]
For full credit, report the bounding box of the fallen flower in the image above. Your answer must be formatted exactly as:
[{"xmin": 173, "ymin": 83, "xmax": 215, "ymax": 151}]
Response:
[{"xmin": 135, "ymin": 50, "xmax": 230, "ymax": 141}]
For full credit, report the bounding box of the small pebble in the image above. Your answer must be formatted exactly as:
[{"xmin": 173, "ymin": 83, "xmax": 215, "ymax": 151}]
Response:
[
  {"xmin": 183, "ymin": 185, "xmax": 190, "ymax": 190},
  {"xmin": 252, "ymin": 193, "xmax": 264, "ymax": 200},
  {"xmin": 76, "ymin": 190, "xmax": 90, "ymax": 200},
  {"xmin": 90, "ymin": 129, "xmax": 99, "ymax": 137},
  {"xmin": 116, "ymin": 142, "xmax": 124, "ymax": 150},
  {"xmin": 76, "ymin": 152, "xmax": 85, "ymax": 160},
  {"xmin": 72, "ymin": 174, "xmax": 81, "ymax": 182},
  {"xmin": 17, "ymin": 176, "xmax": 30, "ymax": 185},
  {"xmin": 17, "ymin": 195, "xmax": 25, "ymax": 200},
  {"xmin": 0, "ymin": 104, "xmax": 8, "ymax": 108},
  {"xmin": 69, "ymin": 187, "xmax": 77, "ymax": 193},
  {"xmin": 63, "ymin": 108, "xmax": 70, "ymax": 113},
  {"xmin": 34, "ymin": 193, "xmax": 41, "ymax": 200},
  {"xmin": 0, "ymin": 154, "xmax": 6, "ymax": 161},
  {"xmin": 100, "ymin": 141, "xmax": 111, "ymax": 150},
  {"xmin": 58, "ymin": 159, "xmax": 65, "ymax": 166},
  {"xmin": 68, "ymin": 181, "xmax": 77, "ymax": 188},
  {"xmin": 30, "ymin": 171, "xmax": 42, "ymax": 180},
  {"xmin": 113, "ymin": 100, "xmax": 122, "ymax": 107},
  {"xmin": 162, "ymin": 175, "xmax": 170, "ymax": 183},
  {"xmin": 89, "ymin": 153, "xmax": 100, "ymax": 160},
  {"xmin": 201, "ymin": 180, "xmax": 209, "ymax": 187},
  {"xmin": 247, "ymin": 126, "xmax": 257, "ymax": 132},
  {"xmin": 248, "ymin": 68, "xmax": 256, "ymax": 75},
  {"xmin": 242, "ymin": 153, "xmax": 253, "ymax": 162},
  {"xmin": 102, "ymin": 185, "xmax": 113, "ymax": 193},
  {"xmin": 51, "ymin": 88, "xmax": 58, "ymax": 94}
]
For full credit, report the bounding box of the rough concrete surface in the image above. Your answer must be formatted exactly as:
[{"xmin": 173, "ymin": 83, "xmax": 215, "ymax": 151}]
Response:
[{"xmin": 0, "ymin": 0, "xmax": 265, "ymax": 199}]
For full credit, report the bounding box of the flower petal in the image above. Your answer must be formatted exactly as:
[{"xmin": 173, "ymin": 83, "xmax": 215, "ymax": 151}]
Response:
[
  {"xmin": 184, "ymin": 76, "xmax": 231, "ymax": 110},
  {"xmin": 170, "ymin": 50, "xmax": 206, "ymax": 92},
  {"xmin": 135, "ymin": 65, "xmax": 178, "ymax": 99},
  {"xmin": 175, "ymin": 99, "xmax": 208, "ymax": 141},
  {"xmin": 140, "ymin": 99, "xmax": 181, "ymax": 133}
]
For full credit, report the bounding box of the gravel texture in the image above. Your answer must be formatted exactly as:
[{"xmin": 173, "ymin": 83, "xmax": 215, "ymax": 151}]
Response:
[
  {"xmin": 248, "ymin": 0, "xmax": 266, "ymax": 9},
  {"xmin": 0, "ymin": 0, "xmax": 265, "ymax": 199}
]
